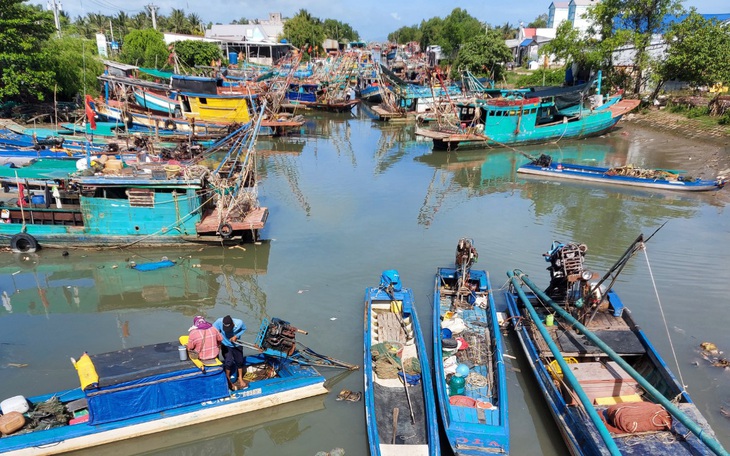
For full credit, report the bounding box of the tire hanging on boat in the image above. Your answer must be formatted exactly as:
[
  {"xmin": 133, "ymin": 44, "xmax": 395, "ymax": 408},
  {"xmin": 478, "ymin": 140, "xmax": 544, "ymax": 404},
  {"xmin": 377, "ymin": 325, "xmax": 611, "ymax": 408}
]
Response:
[
  {"xmin": 219, "ymin": 223, "xmax": 233, "ymax": 239},
  {"xmin": 164, "ymin": 119, "xmax": 177, "ymax": 131},
  {"xmin": 10, "ymin": 233, "xmax": 39, "ymax": 253}
]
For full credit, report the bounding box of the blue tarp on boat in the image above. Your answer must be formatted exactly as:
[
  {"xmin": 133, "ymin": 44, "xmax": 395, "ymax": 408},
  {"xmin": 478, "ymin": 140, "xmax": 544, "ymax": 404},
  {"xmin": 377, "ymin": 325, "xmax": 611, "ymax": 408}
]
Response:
[{"xmin": 85, "ymin": 342, "xmax": 229, "ymax": 425}]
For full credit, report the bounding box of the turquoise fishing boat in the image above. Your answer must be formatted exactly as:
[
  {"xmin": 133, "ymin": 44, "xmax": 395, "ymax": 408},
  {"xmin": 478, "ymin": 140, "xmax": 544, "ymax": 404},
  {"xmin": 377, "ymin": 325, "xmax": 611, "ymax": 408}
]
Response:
[
  {"xmin": 504, "ymin": 234, "xmax": 727, "ymax": 456},
  {"xmin": 364, "ymin": 270, "xmax": 439, "ymax": 456},
  {"xmin": 415, "ymin": 72, "xmax": 640, "ymax": 150},
  {"xmin": 433, "ymin": 239, "xmax": 509, "ymax": 454},
  {"xmin": 0, "ymin": 121, "xmax": 267, "ymax": 251},
  {"xmin": 0, "ymin": 317, "xmax": 332, "ymax": 455}
]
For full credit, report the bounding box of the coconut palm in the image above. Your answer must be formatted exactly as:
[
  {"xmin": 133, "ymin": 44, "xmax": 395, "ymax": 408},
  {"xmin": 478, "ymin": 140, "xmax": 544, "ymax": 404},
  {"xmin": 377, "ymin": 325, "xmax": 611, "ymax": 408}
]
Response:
[
  {"xmin": 188, "ymin": 13, "xmax": 203, "ymax": 35},
  {"xmin": 130, "ymin": 12, "xmax": 150, "ymax": 30},
  {"xmin": 168, "ymin": 8, "xmax": 191, "ymax": 34}
]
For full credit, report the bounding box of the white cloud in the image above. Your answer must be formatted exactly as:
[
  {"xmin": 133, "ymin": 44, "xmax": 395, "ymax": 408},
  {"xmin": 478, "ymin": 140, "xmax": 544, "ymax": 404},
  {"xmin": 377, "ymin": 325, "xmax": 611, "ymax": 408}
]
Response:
[{"xmin": 390, "ymin": 12, "xmax": 401, "ymax": 21}]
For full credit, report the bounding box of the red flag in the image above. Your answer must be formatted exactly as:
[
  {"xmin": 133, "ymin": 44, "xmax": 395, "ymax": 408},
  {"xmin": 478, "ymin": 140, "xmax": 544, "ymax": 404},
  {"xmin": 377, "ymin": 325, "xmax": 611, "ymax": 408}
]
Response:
[
  {"xmin": 85, "ymin": 95, "xmax": 97, "ymax": 130},
  {"xmin": 17, "ymin": 183, "xmax": 27, "ymax": 207}
]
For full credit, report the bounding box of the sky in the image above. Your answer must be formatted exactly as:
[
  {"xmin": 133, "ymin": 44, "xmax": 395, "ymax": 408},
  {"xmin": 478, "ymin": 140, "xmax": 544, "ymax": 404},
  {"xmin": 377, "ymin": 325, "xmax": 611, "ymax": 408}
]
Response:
[{"xmin": 47, "ymin": 0, "xmax": 730, "ymax": 42}]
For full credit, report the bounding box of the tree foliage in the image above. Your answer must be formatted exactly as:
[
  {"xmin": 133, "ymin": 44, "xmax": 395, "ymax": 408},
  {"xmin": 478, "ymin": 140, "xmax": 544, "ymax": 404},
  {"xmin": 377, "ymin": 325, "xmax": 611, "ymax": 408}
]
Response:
[
  {"xmin": 657, "ymin": 11, "xmax": 730, "ymax": 89},
  {"xmin": 452, "ymin": 29, "xmax": 512, "ymax": 80},
  {"xmin": 323, "ymin": 19, "xmax": 359, "ymax": 42},
  {"xmin": 599, "ymin": 0, "xmax": 684, "ymax": 93},
  {"xmin": 120, "ymin": 29, "xmax": 170, "ymax": 68},
  {"xmin": 0, "ymin": 0, "xmax": 56, "ymax": 101},
  {"xmin": 528, "ymin": 14, "xmax": 548, "ymax": 28},
  {"xmin": 438, "ymin": 9, "xmax": 484, "ymax": 57},
  {"xmin": 387, "ymin": 25, "xmax": 421, "ymax": 44},
  {"xmin": 282, "ymin": 9, "xmax": 326, "ymax": 56},
  {"xmin": 45, "ymin": 36, "xmax": 105, "ymax": 99},
  {"xmin": 174, "ymin": 40, "xmax": 222, "ymax": 68}
]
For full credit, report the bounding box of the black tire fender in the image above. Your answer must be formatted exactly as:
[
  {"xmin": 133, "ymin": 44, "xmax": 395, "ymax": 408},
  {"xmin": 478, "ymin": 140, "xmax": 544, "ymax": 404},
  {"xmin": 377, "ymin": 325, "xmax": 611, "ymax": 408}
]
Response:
[
  {"xmin": 164, "ymin": 119, "xmax": 177, "ymax": 131},
  {"xmin": 11, "ymin": 233, "xmax": 39, "ymax": 253},
  {"xmin": 219, "ymin": 223, "xmax": 233, "ymax": 239}
]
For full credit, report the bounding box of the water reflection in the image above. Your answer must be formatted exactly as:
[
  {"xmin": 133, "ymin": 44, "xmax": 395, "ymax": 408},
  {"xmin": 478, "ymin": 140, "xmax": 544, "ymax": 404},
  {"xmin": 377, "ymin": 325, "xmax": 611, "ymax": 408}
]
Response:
[{"xmin": 0, "ymin": 243, "xmax": 270, "ymax": 318}]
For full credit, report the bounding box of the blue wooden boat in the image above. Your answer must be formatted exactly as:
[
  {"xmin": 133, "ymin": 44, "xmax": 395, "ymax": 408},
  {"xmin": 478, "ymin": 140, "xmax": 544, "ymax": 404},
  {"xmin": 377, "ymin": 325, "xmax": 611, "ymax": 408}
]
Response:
[
  {"xmin": 517, "ymin": 154, "xmax": 726, "ymax": 192},
  {"xmin": 433, "ymin": 239, "xmax": 509, "ymax": 454},
  {"xmin": 0, "ymin": 318, "xmax": 329, "ymax": 455},
  {"xmin": 133, "ymin": 87, "xmax": 180, "ymax": 116},
  {"xmin": 364, "ymin": 270, "xmax": 439, "ymax": 456},
  {"xmin": 504, "ymin": 236, "xmax": 727, "ymax": 456},
  {"xmin": 0, "ymin": 123, "xmax": 268, "ymax": 251}
]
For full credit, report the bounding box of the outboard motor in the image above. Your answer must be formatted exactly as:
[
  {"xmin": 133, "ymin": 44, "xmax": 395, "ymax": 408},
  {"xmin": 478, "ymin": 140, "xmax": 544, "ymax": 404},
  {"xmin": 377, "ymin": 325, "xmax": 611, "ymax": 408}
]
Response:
[
  {"xmin": 543, "ymin": 241, "xmax": 587, "ymax": 302},
  {"xmin": 261, "ymin": 318, "xmax": 298, "ymax": 356},
  {"xmin": 380, "ymin": 269, "xmax": 402, "ymax": 292}
]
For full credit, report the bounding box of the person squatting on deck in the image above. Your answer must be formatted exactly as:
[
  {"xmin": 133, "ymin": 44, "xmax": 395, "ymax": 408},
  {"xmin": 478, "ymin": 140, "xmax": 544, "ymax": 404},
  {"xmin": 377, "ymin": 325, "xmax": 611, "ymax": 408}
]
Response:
[
  {"xmin": 186, "ymin": 316, "xmax": 222, "ymax": 363},
  {"xmin": 214, "ymin": 315, "xmax": 249, "ymax": 390}
]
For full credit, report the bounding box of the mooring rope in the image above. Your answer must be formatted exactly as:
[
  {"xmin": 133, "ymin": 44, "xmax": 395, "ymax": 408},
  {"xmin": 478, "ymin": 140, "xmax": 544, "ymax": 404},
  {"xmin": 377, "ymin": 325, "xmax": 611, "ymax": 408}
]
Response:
[{"xmin": 641, "ymin": 244, "xmax": 687, "ymax": 395}]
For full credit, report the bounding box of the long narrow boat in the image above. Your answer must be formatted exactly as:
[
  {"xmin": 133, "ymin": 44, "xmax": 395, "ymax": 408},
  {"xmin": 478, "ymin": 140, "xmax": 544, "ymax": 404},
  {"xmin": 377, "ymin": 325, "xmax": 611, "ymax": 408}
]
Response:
[
  {"xmin": 504, "ymin": 235, "xmax": 727, "ymax": 456},
  {"xmin": 364, "ymin": 270, "xmax": 439, "ymax": 456},
  {"xmin": 433, "ymin": 239, "xmax": 509, "ymax": 454},
  {"xmin": 0, "ymin": 318, "xmax": 329, "ymax": 455},
  {"xmin": 518, "ymin": 154, "xmax": 726, "ymax": 192}
]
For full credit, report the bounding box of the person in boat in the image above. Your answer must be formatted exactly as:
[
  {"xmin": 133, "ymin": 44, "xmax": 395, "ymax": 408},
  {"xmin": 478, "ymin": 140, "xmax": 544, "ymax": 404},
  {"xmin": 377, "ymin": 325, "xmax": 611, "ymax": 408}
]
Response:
[
  {"xmin": 213, "ymin": 315, "xmax": 248, "ymax": 390},
  {"xmin": 186, "ymin": 316, "xmax": 222, "ymax": 363}
]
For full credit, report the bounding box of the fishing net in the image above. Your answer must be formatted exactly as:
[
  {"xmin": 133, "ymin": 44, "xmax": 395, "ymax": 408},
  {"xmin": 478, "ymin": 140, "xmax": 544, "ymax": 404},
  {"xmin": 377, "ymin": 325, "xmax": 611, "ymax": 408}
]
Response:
[
  {"xmin": 14, "ymin": 396, "xmax": 69, "ymax": 435},
  {"xmin": 371, "ymin": 342, "xmax": 420, "ymax": 379}
]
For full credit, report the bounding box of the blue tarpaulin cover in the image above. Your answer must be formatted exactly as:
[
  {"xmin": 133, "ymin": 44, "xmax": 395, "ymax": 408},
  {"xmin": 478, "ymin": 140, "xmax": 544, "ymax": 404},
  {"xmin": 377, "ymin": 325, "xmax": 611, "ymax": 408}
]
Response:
[{"xmin": 85, "ymin": 342, "xmax": 229, "ymax": 425}]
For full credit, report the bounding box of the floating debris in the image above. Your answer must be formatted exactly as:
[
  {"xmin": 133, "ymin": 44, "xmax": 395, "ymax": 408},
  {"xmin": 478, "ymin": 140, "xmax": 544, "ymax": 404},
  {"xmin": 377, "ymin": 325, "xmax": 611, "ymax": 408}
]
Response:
[
  {"xmin": 336, "ymin": 389, "xmax": 361, "ymax": 402},
  {"xmin": 700, "ymin": 342, "xmax": 719, "ymax": 354}
]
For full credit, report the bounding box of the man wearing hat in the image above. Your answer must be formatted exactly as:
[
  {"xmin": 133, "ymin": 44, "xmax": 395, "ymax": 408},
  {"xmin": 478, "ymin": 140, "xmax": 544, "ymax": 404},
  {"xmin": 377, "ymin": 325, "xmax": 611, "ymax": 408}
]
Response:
[{"xmin": 213, "ymin": 315, "xmax": 248, "ymax": 390}]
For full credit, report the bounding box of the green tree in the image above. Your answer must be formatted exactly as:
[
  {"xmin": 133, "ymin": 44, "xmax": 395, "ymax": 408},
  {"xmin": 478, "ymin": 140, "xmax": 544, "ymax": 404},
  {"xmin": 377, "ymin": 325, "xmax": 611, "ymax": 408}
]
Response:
[
  {"xmin": 45, "ymin": 36, "xmax": 105, "ymax": 99},
  {"xmin": 452, "ymin": 29, "xmax": 513, "ymax": 80},
  {"xmin": 439, "ymin": 8, "xmax": 484, "ymax": 58},
  {"xmin": 120, "ymin": 29, "xmax": 170, "ymax": 68},
  {"xmin": 497, "ymin": 22, "xmax": 517, "ymax": 40},
  {"xmin": 188, "ymin": 13, "xmax": 204, "ymax": 35},
  {"xmin": 599, "ymin": 0, "xmax": 684, "ymax": 93},
  {"xmin": 655, "ymin": 11, "xmax": 730, "ymax": 93},
  {"xmin": 282, "ymin": 9, "xmax": 325, "ymax": 56},
  {"xmin": 167, "ymin": 8, "xmax": 191, "ymax": 34},
  {"xmin": 419, "ymin": 17, "xmax": 444, "ymax": 50},
  {"xmin": 528, "ymin": 14, "xmax": 548, "ymax": 28},
  {"xmin": 130, "ymin": 12, "xmax": 151, "ymax": 30},
  {"xmin": 0, "ymin": 0, "xmax": 56, "ymax": 101},
  {"xmin": 323, "ymin": 19, "xmax": 359, "ymax": 41},
  {"xmin": 174, "ymin": 40, "xmax": 222, "ymax": 68},
  {"xmin": 387, "ymin": 25, "xmax": 421, "ymax": 44}
]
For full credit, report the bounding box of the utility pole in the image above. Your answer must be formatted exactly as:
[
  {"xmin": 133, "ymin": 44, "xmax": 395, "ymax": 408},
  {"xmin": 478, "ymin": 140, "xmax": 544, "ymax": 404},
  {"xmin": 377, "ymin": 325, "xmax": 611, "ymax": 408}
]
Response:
[
  {"xmin": 146, "ymin": 4, "xmax": 159, "ymax": 30},
  {"xmin": 47, "ymin": 0, "xmax": 62, "ymax": 37}
]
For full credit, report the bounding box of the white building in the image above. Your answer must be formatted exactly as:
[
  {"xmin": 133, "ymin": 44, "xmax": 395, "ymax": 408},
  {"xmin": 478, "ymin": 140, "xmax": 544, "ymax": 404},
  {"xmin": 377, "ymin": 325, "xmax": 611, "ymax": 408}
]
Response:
[
  {"xmin": 548, "ymin": 2, "xmax": 570, "ymax": 29},
  {"xmin": 568, "ymin": 0, "xmax": 600, "ymax": 34}
]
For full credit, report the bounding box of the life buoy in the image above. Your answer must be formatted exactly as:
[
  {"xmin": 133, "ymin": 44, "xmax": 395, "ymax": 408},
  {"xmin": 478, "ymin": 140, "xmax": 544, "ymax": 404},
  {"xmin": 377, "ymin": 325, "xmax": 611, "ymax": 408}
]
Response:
[
  {"xmin": 10, "ymin": 233, "xmax": 39, "ymax": 253},
  {"xmin": 219, "ymin": 223, "xmax": 233, "ymax": 239},
  {"xmin": 164, "ymin": 119, "xmax": 177, "ymax": 131}
]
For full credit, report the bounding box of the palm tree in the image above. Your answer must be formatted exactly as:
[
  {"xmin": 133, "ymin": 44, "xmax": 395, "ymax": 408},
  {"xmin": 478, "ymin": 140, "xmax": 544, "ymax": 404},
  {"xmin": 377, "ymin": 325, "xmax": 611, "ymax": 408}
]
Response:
[
  {"xmin": 168, "ymin": 8, "xmax": 191, "ymax": 34},
  {"xmin": 187, "ymin": 13, "xmax": 203, "ymax": 35},
  {"xmin": 87, "ymin": 12, "xmax": 107, "ymax": 34},
  {"xmin": 130, "ymin": 12, "xmax": 150, "ymax": 30},
  {"xmin": 114, "ymin": 12, "xmax": 129, "ymax": 39}
]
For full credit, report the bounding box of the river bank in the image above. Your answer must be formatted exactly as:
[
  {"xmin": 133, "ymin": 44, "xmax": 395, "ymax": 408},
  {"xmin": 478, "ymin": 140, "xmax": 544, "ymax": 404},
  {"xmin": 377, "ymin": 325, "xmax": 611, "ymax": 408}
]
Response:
[{"xmin": 624, "ymin": 107, "xmax": 730, "ymax": 149}]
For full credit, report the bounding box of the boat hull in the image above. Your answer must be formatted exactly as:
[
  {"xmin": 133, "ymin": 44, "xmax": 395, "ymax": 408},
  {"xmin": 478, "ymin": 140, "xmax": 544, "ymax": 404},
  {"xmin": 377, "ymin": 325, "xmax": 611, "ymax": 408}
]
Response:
[
  {"xmin": 504, "ymin": 284, "xmax": 720, "ymax": 455},
  {"xmin": 433, "ymin": 267, "xmax": 510, "ymax": 454},
  {"xmin": 0, "ymin": 354, "xmax": 327, "ymax": 455},
  {"xmin": 517, "ymin": 162, "xmax": 724, "ymax": 192}
]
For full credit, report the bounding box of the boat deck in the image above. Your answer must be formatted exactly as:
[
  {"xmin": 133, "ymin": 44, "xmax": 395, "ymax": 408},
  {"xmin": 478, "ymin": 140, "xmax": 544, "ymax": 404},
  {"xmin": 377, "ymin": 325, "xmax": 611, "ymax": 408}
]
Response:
[
  {"xmin": 608, "ymin": 99, "xmax": 641, "ymax": 119},
  {"xmin": 369, "ymin": 303, "xmax": 429, "ymax": 452},
  {"xmin": 531, "ymin": 308, "xmax": 646, "ymax": 357},
  {"xmin": 370, "ymin": 105, "xmax": 409, "ymax": 122},
  {"xmin": 196, "ymin": 207, "xmax": 268, "ymax": 234}
]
